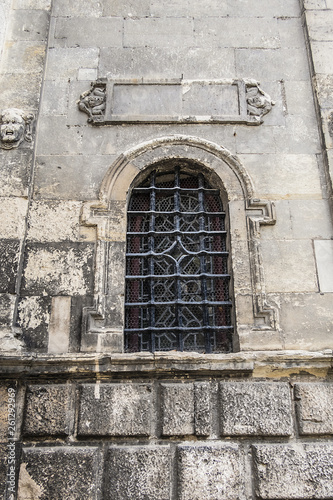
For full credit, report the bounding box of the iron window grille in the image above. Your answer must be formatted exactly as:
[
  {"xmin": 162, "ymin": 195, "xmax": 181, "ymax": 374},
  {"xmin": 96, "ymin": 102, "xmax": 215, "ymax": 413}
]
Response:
[{"xmin": 124, "ymin": 165, "xmax": 233, "ymax": 353}]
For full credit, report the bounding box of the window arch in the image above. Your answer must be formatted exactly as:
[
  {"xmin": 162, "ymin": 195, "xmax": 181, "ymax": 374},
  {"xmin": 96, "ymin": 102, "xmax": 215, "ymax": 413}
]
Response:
[{"xmin": 124, "ymin": 161, "xmax": 233, "ymax": 353}]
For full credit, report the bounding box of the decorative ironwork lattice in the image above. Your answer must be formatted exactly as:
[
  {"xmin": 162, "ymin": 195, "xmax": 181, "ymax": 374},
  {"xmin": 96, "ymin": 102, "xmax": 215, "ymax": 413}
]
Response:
[{"xmin": 125, "ymin": 166, "xmax": 233, "ymax": 353}]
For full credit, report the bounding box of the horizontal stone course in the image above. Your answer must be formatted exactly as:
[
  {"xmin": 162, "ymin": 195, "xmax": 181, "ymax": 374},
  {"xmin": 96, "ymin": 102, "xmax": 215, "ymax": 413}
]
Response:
[
  {"xmin": 53, "ymin": 17, "xmax": 123, "ymax": 48},
  {"xmin": 220, "ymin": 382, "xmax": 293, "ymax": 436}
]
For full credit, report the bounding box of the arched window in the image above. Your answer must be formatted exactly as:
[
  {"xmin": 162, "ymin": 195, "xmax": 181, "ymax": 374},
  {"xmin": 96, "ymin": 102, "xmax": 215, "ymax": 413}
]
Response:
[{"xmin": 124, "ymin": 162, "xmax": 233, "ymax": 353}]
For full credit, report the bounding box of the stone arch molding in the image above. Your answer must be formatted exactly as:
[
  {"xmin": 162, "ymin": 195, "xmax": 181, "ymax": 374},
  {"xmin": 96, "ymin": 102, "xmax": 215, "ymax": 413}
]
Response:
[{"xmin": 80, "ymin": 135, "xmax": 281, "ymax": 353}]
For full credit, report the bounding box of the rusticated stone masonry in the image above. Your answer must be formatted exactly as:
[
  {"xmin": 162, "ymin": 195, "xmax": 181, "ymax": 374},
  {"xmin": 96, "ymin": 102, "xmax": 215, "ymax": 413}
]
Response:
[{"xmin": 1, "ymin": 378, "xmax": 332, "ymax": 499}]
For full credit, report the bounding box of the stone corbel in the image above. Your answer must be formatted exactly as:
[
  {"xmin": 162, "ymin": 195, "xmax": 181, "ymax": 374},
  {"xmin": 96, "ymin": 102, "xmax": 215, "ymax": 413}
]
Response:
[{"xmin": 246, "ymin": 199, "xmax": 278, "ymax": 331}]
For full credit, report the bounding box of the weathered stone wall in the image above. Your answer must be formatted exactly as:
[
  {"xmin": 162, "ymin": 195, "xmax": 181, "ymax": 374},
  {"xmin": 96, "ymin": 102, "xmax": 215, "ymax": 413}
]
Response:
[
  {"xmin": 0, "ymin": 352, "xmax": 332, "ymax": 499},
  {"xmin": 0, "ymin": 0, "xmax": 332, "ymax": 353},
  {"xmin": 0, "ymin": 0, "xmax": 333, "ymax": 498}
]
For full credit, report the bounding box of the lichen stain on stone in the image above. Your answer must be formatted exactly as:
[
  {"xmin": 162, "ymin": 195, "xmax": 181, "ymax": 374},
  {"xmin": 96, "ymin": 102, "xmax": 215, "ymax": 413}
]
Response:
[
  {"xmin": 17, "ymin": 297, "xmax": 49, "ymax": 330},
  {"xmin": 24, "ymin": 247, "xmax": 93, "ymax": 295},
  {"xmin": 28, "ymin": 201, "xmax": 82, "ymax": 242},
  {"xmin": 17, "ymin": 463, "xmax": 44, "ymax": 500},
  {"xmin": 253, "ymin": 366, "xmax": 329, "ymax": 379}
]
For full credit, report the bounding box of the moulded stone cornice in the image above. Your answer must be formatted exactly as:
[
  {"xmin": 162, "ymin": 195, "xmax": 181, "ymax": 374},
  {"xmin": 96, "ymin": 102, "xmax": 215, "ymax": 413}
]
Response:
[{"xmin": 0, "ymin": 350, "xmax": 331, "ymax": 379}]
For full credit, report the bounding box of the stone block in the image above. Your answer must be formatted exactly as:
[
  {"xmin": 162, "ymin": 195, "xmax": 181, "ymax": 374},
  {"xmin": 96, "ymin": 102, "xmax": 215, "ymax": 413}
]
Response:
[
  {"xmin": 177, "ymin": 443, "xmax": 244, "ymax": 500},
  {"xmin": 0, "ymin": 240, "xmax": 20, "ymax": 294},
  {"xmin": 150, "ymin": 0, "xmax": 223, "ymax": 17},
  {"xmin": 236, "ymin": 127, "xmax": 277, "ymax": 154},
  {"xmin": 27, "ymin": 200, "xmax": 82, "ymax": 242},
  {"xmin": 222, "ymin": 0, "xmax": 301, "ymax": 17},
  {"xmin": 0, "ymin": 72, "xmax": 43, "ymax": 110},
  {"xmin": 278, "ymin": 18, "xmax": 307, "ymax": 49},
  {"xmin": 106, "ymin": 446, "xmax": 171, "ymax": 500},
  {"xmin": 253, "ymin": 444, "xmax": 333, "ymax": 499},
  {"xmin": 0, "ymin": 294, "xmax": 15, "ymax": 328},
  {"xmin": 77, "ymin": 68, "xmax": 97, "ymax": 81},
  {"xmin": 18, "ymin": 447, "xmax": 100, "ymax": 499},
  {"xmin": 78, "ymin": 383, "xmax": 153, "ymax": 436},
  {"xmin": 161, "ymin": 383, "xmax": 194, "ymax": 436},
  {"xmin": 284, "ymin": 80, "xmax": 317, "ymax": 116},
  {"xmin": 0, "ymin": 197, "xmax": 28, "ymax": 240},
  {"xmin": 35, "ymin": 116, "xmax": 85, "ymax": 155},
  {"xmin": 220, "ymin": 382, "xmax": 293, "ymax": 436},
  {"xmin": 261, "ymin": 240, "xmax": 317, "ymax": 293},
  {"xmin": 275, "ymin": 292, "xmax": 333, "ymax": 351},
  {"xmin": 52, "ymin": 0, "xmax": 102, "ymax": 17},
  {"xmin": 273, "ymin": 115, "xmax": 321, "ymax": 154},
  {"xmin": 12, "ymin": 0, "xmax": 51, "ymax": 8},
  {"xmin": 0, "ymin": 383, "xmax": 13, "ymax": 440},
  {"xmin": 103, "ymin": 0, "xmax": 150, "ymax": 17},
  {"xmin": 295, "ymin": 383, "xmax": 333, "ymax": 435},
  {"xmin": 304, "ymin": 0, "xmax": 326, "ymax": 8},
  {"xmin": 1, "ymin": 41, "xmax": 46, "ymax": 74},
  {"xmin": 260, "ymin": 199, "xmax": 333, "ymax": 241},
  {"xmin": 314, "ymin": 240, "xmax": 333, "ymax": 292},
  {"xmin": 238, "ymin": 153, "xmax": 322, "ymax": 199},
  {"xmin": 124, "ymin": 18, "xmax": 194, "ymax": 48},
  {"xmin": 194, "ymin": 382, "xmax": 212, "ymax": 436},
  {"xmin": 34, "ymin": 155, "xmax": 115, "ymax": 200},
  {"xmin": 48, "ymin": 296, "xmax": 71, "ymax": 353},
  {"xmin": 151, "ymin": 0, "xmax": 299, "ymax": 17},
  {"xmin": 53, "ymin": 17, "xmax": 123, "ymax": 48},
  {"xmin": 306, "ymin": 11, "xmax": 333, "ymax": 41},
  {"xmin": 99, "ymin": 46, "xmax": 236, "ymax": 79},
  {"xmin": 40, "ymin": 80, "xmax": 69, "ymax": 115},
  {"xmin": 236, "ymin": 48, "xmax": 310, "ymax": 81},
  {"xmin": 45, "ymin": 48, "xmax": 99, "ymax": 80},
  {"xmin": 194, "ymin": 18, "xmax": 280, "ymax": 49},
  {"xmin": 21, "ymin": 242, "xmax": 94, "ymax": 296},
  {"xmin": 8, "ymin": 9, "xmax": 49, "ymax": 41},
  {"xmin": 311, "ymin": 42, "xmax": 333, "ymax": 74},
  {"xmin": 17, "ymin": 296, "xmax": 50, "ymax": 350},
  {"xmin": 0, "ymin": 150, "xmax": 31, "ymax": 198},
  {"xmin": 23, "ymin": 384, "xmax": 72, "ymax": 436}
]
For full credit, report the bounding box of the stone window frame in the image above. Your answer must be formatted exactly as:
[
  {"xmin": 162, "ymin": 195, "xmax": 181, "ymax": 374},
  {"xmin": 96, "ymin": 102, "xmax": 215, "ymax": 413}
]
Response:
[{"xmin": 80, "ymin": 135, "xmax": 280, "ymax": 354}]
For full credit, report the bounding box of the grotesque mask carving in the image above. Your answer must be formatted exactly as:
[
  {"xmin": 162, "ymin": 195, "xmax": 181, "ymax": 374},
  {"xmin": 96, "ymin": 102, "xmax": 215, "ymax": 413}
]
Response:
[
  {"xmin": 0, "ymin": 108, "xmax": 34, "ymax": 150},
  {"xmin": 78, "ymin": 80, "xmax": 107, "ymax": 123},
  {"xmin": 245, "ymin": 80, "xmax": 275, "ymax": 119}
]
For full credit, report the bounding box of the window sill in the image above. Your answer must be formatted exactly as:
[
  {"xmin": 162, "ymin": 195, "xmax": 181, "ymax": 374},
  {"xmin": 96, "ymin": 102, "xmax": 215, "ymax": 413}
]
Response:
[{"xmin": 0, "ymin": 350, "xmax": 331, "ymax": 379}]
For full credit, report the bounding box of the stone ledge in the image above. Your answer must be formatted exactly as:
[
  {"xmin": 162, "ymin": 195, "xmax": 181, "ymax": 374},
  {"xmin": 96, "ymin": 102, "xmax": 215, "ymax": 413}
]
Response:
[{"xmin": 0, "ymin": 350, "xmax": 331, "ymax": 379}]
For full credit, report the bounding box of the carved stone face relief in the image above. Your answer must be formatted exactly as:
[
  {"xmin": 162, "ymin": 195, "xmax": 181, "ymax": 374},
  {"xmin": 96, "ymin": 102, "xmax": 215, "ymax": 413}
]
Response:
[
  {"xmin": 245, "ymin": 80, "xmax": 275, "ymax": 118},
  {"xmin": 0, "ymin": 108, "xmax": 34, "ymax": 150}
]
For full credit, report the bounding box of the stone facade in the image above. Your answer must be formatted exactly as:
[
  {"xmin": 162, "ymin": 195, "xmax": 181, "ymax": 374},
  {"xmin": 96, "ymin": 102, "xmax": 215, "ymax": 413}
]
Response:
[{"xmin": 0, "ymin": 0, "xmax": 332, "ymax": 498}]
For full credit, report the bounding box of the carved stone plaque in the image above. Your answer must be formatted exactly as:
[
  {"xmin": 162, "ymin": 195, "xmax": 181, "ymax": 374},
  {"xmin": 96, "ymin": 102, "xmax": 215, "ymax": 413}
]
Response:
[{"xmin": 78, "ymin": 78, "xmax": 274, "ymax": 126}]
